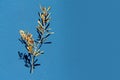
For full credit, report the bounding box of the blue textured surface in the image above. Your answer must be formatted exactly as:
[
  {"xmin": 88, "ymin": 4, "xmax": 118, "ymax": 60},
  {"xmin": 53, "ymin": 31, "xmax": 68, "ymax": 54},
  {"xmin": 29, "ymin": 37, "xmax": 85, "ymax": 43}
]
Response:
[{"xmin": 0, "ymin": 0, "xmax": 120, "ymax": 80}]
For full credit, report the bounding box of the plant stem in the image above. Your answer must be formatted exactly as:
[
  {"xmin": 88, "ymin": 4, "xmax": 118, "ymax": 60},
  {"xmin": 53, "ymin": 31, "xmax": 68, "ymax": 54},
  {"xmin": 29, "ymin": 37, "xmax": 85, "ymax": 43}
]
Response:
[{"xmin": 30, "ymin": 55, "xmax": 34, "ymax": 73}]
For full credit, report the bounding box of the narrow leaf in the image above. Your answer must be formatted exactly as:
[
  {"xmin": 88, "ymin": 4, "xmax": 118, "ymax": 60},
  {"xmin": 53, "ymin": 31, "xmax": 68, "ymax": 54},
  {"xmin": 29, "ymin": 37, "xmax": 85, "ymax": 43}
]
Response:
[
  {"xmin": 38, "ymin": 12, "xmax": 40, "ymax": 17},
  {"xmin": 18, "ymin": 51, "xmax": 23, "ymax": 59},
  {"xmin": 40, "ymin": 51, "xmax": 44, "ymax": 54},
  {"xmin": 45, "ymin": 23, "xmax": 50, "ymax": 30},
  {"xmin": 44, "ymin": 34, "xmax": 51, "ymax": 39},
  {"xmin": 34, "ymin": 59, "xmax": 38, "ymax": 64},
  {"xmin": 34, "ymin": 64, "xmax": 40, "ymax": 66},
  {"xmin": 44, "ymin": 42, "xmax": 52, "ymax": 44},
  {"xmin": 47, "ymin": 6, "xmax": 51, "ymax": 11},
  {"xmin": 25, "ymin": 63, "xmax": 30, "ymax": 68}
]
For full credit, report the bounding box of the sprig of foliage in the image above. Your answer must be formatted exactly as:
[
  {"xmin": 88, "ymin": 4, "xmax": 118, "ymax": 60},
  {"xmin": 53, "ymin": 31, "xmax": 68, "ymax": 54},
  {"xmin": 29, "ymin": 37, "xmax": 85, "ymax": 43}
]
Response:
[{"xmin": 18, "ymin": 6, "xmax": 53, "ymax": 73}]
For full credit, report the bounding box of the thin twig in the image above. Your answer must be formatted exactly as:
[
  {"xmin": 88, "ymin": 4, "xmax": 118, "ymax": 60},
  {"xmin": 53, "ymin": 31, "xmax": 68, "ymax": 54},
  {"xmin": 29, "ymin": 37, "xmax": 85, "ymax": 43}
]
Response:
[{"xmin": 30, "ymin": 55, "xmax": 34, "ymax": 73}]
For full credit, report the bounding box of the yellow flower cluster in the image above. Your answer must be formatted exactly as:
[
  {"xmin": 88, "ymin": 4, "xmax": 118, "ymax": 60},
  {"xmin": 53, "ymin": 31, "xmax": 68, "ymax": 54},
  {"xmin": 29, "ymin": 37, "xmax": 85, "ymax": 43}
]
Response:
[
  {"xmin": 37, "ymin": 6, "xmax": 51, "ymax": 35},
  {"xmin": 40, "ymin": 6, "xmax": 51, "ymax": 23},
  {"xmin": 19, "ymin": 30, "xmax": 34, "ymax": 53}
]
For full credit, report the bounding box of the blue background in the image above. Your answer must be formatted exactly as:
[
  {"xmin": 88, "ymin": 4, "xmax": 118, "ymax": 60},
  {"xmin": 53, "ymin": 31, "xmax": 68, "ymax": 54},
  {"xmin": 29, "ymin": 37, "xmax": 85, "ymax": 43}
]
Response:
[{"xmin": 0, "ymin": 0, "xmax": 119, "ymax": 80}]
